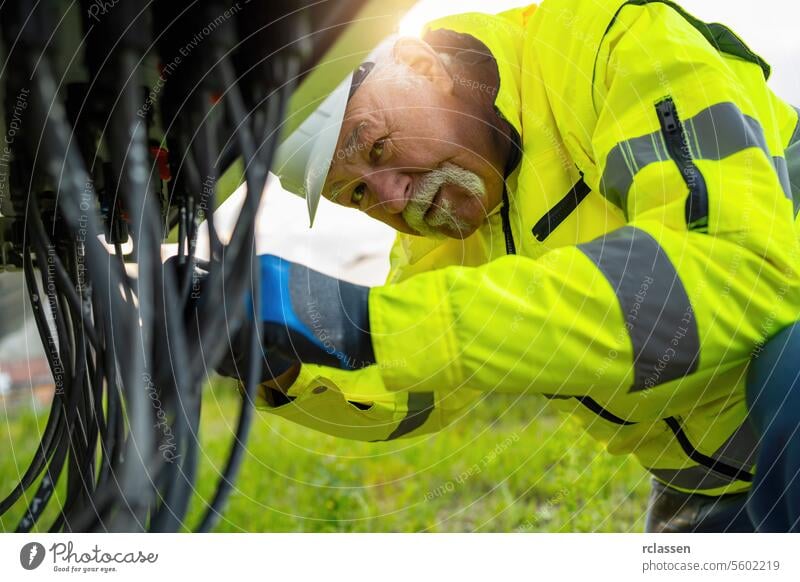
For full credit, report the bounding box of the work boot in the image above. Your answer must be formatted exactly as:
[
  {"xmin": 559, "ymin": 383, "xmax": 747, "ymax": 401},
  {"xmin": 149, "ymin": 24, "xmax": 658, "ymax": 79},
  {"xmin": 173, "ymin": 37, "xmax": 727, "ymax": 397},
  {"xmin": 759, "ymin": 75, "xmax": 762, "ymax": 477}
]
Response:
[{"xmin": 644, "ymin": 478, "xmax": 755, "ymax": 532}]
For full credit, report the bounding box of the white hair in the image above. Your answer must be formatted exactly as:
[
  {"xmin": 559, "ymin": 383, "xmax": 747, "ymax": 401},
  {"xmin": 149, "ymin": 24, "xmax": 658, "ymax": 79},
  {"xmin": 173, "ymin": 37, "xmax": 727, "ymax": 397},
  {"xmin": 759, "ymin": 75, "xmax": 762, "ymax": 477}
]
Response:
[{"xmin": 365, "ymin": 37, "xmax": 454, "ymax": 93}]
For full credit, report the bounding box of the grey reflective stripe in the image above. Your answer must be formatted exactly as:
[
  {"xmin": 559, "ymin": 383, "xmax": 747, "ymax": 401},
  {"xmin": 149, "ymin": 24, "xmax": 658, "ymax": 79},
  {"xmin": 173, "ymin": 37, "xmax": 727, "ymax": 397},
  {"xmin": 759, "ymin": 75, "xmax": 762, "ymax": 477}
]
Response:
[
  {"xmin": 791, "ymin": 106, "xmax": 800, "ymax": 146},
  {"xmin": 600, "ymin": 102, "xmax": 789, "ymax": 211},
  {"xmin": 648, "ymin": 419, "xmax": 759, "ymax": 490},
  {"xmin": 683, "ymin": 102, "xmax": 769, "ymax": 161},
  {"xmin": 713, "ymin": 418, "xmax": 759, "ymax": 471},
  {"xmin": 787, "ymin": 141, "xmax": 800, "ymax": 216},
  {"xmin": 601, "ymin": 132, "xmax": 670, "ymax": 210},
  {"xmin": 773, "ymin": 156, "xmax": 794, "ymax": 213},
  {"xmin": 578, "ymin": 227, "xmax": 700, "ymax": 393},
  {"xmin": 784, "ymin": 107, "xmax": 800, "ymax": 215},
  {"xmin": 379, "ymin": 392, "xmax": 435, "ymax": 441}
]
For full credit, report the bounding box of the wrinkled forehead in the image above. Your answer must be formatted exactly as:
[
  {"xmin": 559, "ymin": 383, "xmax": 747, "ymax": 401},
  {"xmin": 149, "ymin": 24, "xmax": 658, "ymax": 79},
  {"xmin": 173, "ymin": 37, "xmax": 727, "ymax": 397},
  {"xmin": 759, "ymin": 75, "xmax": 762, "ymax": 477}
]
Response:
[
  {"xmin": 338, "ymin": 86, "xmax": 382, "ymax": 151},
  {"xmin": 322, "ymin": 50, "xmax": 417, "ymax": 196},
  {"xmin": 322, "ymin": 80, "xmax": 384, "ymax": 194},
  {"xmin": 333, "ymin": 62, "xmax": 417, "ymax": 157}
]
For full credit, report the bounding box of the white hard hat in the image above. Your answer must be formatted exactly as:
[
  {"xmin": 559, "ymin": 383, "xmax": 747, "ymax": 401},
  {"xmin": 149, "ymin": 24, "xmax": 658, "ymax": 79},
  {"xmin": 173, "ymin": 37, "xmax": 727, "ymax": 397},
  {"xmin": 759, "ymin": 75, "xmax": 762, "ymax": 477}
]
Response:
[{"xmin": 273, "ymin": 37, "xmax": 396, "ymax": 225}]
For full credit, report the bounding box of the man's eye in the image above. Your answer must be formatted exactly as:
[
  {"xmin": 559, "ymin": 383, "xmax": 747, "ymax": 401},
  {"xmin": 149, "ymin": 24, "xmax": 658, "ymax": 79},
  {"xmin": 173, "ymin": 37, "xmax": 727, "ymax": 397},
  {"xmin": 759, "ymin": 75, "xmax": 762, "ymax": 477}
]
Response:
[
  {"xmin": 351, "ymin": 183, "xmax": 366, "ymax": 205},
  {"xmin": 369, "ymin": 139, "xmax": 385, "ymax": 163}
]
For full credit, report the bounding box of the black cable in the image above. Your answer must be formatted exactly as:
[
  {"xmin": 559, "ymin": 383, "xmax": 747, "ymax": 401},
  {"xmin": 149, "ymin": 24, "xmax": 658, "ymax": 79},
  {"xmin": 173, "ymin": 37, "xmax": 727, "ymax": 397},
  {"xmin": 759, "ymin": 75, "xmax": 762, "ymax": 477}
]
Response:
[
  {"xmin": 0, "ymin": 252, "xmax": 68, "ymax": 515},
  {"xmin": 25, "ymin": 204, "xmax": 105, "ymax": 523},
  {"xmin": 95, "ymin": 47, "xmax": 168, "ymax": 532},
  {"xmin": 188, "ymin": 59, "xmax": 270, "ymax": 383},
  {"xmin": 114, "ymin": 242, "xmax": 134, "ymax": 307},
  {"xmin": 103, "ymin": 46, "xmax": 204, "ymax": 532},
  {"xmin": 15, "ymin": 431, "xmax": 68, "ymax": 532},
  {"xmin": 92, "ymin": 286, "xmax": 119, "ymax": 488},
  {"xmin": 27, "ymin": 197, "xmax": 99, "ymax": 349},
  {"xmin": 1, "ymin": 0, "xmax": 327, "ymax": 533},
  {"xmin": 58, "ymin": 312, "xmax": 100, "ymax": 532},
  {"xmin": 194, "ymin": 52, "xmax": 299, "ymax": 532},
  {"xmin": 196, "ymin": 238, "xmax": 262, "ymax": 532},
  {"xmin": 26, "ymin": 57, "xmax": 148, "ymax": 532}
]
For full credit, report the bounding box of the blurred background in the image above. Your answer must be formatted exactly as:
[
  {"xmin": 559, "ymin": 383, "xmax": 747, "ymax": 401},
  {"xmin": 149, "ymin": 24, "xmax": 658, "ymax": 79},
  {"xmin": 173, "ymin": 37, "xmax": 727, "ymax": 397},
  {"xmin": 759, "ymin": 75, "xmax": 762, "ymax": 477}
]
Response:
[{"xmin": 2, "ymin": 0, "xmax": 798, "ymax": 532}]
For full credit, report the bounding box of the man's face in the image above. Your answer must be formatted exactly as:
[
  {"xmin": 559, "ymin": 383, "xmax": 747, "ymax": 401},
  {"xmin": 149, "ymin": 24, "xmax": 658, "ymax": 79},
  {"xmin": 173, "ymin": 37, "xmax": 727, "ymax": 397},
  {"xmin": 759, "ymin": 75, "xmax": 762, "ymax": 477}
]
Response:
[{"xmin": 322, "ymin": 40, "xmax": 507, "ymax": 239}]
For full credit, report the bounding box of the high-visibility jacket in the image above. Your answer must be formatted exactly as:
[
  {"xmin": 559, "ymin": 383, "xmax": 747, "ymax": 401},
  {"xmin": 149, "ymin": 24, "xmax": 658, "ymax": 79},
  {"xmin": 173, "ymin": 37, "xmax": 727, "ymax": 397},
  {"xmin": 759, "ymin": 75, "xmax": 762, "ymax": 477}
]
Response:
[{"xmin": 258, "ymin": 0, "xmax": 800, "ymax": 497}]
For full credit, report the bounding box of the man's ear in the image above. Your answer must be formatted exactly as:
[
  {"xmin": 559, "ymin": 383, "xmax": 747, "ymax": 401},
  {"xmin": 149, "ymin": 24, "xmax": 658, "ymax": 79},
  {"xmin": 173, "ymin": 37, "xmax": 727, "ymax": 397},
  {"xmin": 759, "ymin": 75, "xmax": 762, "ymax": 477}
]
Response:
[{"xmin": 392, "ymin": 37, "xmax": 454, "ymax": 94}]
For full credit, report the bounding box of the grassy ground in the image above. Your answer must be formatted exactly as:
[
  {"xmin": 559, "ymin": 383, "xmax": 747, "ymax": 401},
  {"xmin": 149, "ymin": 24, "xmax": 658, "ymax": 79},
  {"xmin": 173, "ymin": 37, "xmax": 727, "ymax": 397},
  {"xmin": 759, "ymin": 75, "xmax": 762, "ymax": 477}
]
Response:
[{"xmin": 1, "ymin": 379, "xmax": 651, "ymax": 532}]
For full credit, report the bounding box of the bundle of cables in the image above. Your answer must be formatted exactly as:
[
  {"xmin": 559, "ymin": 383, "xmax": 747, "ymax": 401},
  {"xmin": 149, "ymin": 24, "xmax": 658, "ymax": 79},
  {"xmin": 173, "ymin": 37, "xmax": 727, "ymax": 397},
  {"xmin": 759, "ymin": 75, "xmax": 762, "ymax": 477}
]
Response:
[{"xmin": 0, "ymin": 0, "xmax": 365, "ymax": 532}]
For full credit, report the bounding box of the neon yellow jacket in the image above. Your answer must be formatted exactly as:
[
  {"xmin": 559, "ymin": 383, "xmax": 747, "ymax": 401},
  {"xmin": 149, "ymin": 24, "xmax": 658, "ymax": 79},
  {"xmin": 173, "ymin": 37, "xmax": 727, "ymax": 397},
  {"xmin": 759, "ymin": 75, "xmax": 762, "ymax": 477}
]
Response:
[{"xmin": 258, "ymin": 0, "xmax": 800, "ymax": 496}]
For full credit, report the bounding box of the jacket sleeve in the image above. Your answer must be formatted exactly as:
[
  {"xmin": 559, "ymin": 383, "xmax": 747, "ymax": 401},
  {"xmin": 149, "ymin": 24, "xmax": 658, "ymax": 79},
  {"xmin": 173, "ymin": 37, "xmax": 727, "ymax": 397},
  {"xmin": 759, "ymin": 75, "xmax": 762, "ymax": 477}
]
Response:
[
  {"xmin": 251, "ymin": 233, "xmax": 485, "ymax": 442},
  {"xmin": 368, "ymin": 2, "xmax": 800, "ymax": 413}
]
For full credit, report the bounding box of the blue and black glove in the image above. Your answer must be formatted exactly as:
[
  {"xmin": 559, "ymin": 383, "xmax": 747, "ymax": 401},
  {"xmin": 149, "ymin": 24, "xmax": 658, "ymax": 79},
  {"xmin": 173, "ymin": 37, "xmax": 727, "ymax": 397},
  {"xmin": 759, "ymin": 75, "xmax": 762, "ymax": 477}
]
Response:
[
  {"xmin": 164, "ymin": 254, "xmax": 375, "ymax": 380},
  {"xmin": 255, "ymin": 255, "xmax": 375, "ymax": 370}
]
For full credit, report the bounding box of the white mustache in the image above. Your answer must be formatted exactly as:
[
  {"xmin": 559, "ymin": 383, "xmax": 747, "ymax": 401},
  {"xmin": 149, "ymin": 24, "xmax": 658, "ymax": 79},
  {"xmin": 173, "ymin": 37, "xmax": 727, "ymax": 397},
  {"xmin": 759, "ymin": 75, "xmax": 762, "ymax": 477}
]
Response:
[{"xmin": 402, "ymin": 162, "xmax": 486, "ymax": 237}]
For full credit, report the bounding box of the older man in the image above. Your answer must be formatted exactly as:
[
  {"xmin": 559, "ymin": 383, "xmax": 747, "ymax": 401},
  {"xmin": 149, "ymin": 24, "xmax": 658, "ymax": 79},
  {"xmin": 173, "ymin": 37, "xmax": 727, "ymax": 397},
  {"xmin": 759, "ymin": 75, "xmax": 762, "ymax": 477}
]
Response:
[{"xmin": 214, "ymin": 0, "xmax": 800, "ymax": 532}]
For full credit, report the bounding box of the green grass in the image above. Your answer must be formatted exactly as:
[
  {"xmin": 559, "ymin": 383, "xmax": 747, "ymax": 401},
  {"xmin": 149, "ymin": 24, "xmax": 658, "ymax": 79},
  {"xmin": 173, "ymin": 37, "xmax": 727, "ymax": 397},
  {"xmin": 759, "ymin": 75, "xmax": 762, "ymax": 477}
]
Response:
[{"xmin": 1, "ymin": 380, "xmax": 650, "ymax": 532}]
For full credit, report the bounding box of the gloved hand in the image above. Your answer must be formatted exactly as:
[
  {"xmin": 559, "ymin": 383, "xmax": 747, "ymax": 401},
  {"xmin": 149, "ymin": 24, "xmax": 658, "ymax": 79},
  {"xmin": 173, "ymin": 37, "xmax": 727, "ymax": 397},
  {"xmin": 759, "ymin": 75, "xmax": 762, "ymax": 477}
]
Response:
[
  {"xmin": 254, "ymin": 255, "xmax": 375, "ymax": 370},
  {"xmin": 161, "ymin": 253, "xmax": 296, "ymax": 385},
  {"xmin": 163, "ymin": 253, "xmax": 375, "ymax": 377},
  {"xmin": 213, "ymin": 315, "xmax": 298, "ymax": 384}
]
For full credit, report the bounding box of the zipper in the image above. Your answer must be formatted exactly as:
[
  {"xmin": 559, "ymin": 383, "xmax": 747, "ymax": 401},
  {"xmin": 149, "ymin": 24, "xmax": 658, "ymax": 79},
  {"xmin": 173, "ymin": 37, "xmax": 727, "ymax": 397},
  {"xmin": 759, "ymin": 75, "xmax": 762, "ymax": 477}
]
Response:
[
  {"xmin": 655, "ymin": 97, "xmax": 709, "ymax": 231},
  {"xmin": 531, "ymin": 176, "xmax": 592, "ymax": 242},
  {"xmin": 498, "ymin": 110, "xmax": 521, "ymax": 256},
  {"xmin": 500, "ymin": 186, "xmax": 516, "ymax": 255},
  {"xmin": 663, "ymin": 417, "xmax": 754, "ymax": 482}
]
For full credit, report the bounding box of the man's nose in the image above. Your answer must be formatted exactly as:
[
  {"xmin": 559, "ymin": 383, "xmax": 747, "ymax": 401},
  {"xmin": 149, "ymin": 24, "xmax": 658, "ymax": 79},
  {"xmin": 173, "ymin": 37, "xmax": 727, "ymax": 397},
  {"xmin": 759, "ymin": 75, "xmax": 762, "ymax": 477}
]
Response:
[{"xmin": 364, "ymin": 172, "xmax": 413, "ymax": 214}]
